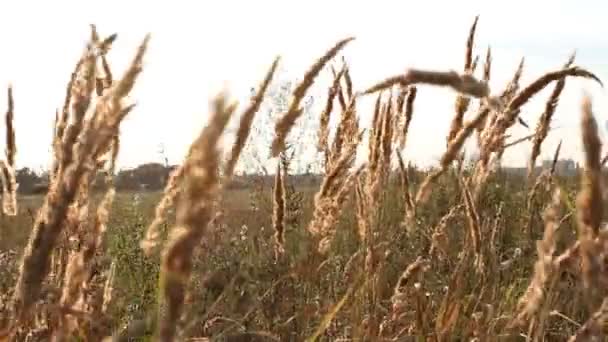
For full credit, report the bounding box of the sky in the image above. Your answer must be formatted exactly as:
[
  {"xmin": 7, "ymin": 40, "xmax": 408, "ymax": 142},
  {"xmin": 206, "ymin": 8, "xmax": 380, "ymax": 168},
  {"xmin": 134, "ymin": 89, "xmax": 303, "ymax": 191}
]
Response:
[{"xmin": 0, "ymin": 0, "xmax": 607, "ymax": 172}]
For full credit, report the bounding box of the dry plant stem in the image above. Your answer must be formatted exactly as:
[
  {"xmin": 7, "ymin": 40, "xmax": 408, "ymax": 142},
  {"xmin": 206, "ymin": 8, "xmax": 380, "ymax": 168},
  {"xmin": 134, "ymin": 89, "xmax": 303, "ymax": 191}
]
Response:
[
  {"xmin": 503, "ymin": 67, "xmax": 602, "ymax": 128},
  {"xmin": 308, "ymin": 139, "xmax": 360, "ymax": 253},
  {"xmin": 461, "ymin": 177, "xmax": 483, "ymax": 274},
  {"xmin": 398, "ymin": 87, "xmax": 417, "ymax": 150},
  {"xmin": 396, "ymin": 151, "xmax": 414, "ymax": 222},
  {"xmin": 528, "ymin": 53, "xmax": 576, "ymax": 180},
  {"xmin": 447, "ymin": 15, "xmax": 479, "ymax": 144},
  {"xmin": 140, "ymin": 167, "xmax": 183, "ymax": 255},
  {"xmin": 576, "ymin": 94, "xmax": 605, "ymax": 307},
  {"xmin": 578, "ymin": 95, "xmax": 603, "ymax": 234},
  {"xmin": 272, "ymin": 158, "xmax": 286, "ymax": 254},
  {"xmin": 224, "ymin": 56, "xmax": 280, "ymax": 177},
  {"xmin": 5, "ymin": 86, "xmax": 15, "ymax": 168},
  {"xmin": 569, "ymin": 298, "xmax": 608, "ymax": 341},
  {"xmin": 416, "ymin": 105, "xmax": 490, "ymax": 204},
  {"xmin": 59, "ymin": 140, "xmax": 119, "ymax": 328},
  {"xmin": 271, "ymin": 37, "xmax": 354, "ymax": 157},
  {"xmin": 342, "ymin": 57, "xmax": 354, "ymax": 99},
  {"xmin": 143, "ymin": 58, "xmax": 279, "ymax": 255},
  {"xmin": 515, "ymin": 189, "xmax": 561, "ymax": 326},
  {"xmin": 10, "ymin": 34, "xmax": 149, "ymax": 322},
  {"xmin": 318, "ymin": 66, "xmax": 345, "ymax": 152},
  {"xmin": 158, "ymin": 93, "xmax": 236, "ymax": 342},
  {"xmin": 331, "ymin": 65, "xmax": 348, "ymax": 111},
  {"xmin": 362, "ymin": 69, "xmax": 489, "ymax": 100},
  {"xmin": 1, "ymin": 86, "xmax": 17, "ymax": 216}
]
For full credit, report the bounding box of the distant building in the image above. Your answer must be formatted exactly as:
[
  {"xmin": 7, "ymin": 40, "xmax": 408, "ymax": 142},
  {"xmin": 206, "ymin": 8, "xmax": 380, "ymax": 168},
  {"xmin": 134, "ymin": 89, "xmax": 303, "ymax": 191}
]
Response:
[{"xmin": 541, "ymin": 158, "xmax": 576, "ymax": 176}]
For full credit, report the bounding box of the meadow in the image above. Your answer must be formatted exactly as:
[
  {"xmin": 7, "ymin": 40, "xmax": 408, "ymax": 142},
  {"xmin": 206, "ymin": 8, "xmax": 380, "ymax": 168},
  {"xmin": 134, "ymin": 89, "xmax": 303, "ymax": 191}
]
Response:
[{"xmin": 1, "ymin": 17, "xmax": 608, "ymax": 341}]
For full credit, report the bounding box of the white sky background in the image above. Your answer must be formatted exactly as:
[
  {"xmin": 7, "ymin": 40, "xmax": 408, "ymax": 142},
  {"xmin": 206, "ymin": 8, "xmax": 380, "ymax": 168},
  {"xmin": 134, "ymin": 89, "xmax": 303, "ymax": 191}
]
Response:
[{"xmin": 0, "ymin": 0, "xmax": 606, "ymax": 172}]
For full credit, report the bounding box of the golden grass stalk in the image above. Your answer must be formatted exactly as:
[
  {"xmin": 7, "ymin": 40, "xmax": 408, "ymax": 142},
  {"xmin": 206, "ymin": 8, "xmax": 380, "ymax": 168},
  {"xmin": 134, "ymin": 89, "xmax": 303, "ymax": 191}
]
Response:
[
  {"xmin": 368, "ymin": 94, "xmax": 386, "ymax": 177},
  {"xmin": 5, "ymin": 86, "xmax": 15, "ymax": 169},
  {"xmin": 461, "ymin": 177, "xmax": 483, "ymax": 272},
  {"xmin": 397, "ymin": 87, "xmax": 417, "ymax": 150},
  {"xmin": 330, "ymin": 98, "xmax": 358, "ymax": 167},
  {"xmin": 157, "ymin": 91, "xmax": 236, "ymax": 341},
  {"xmin": 528, "ymin": 53, "xmax": 576, "ymax": 179},
  {"xmin": 504, "ymin": 66, "xmax": 602, "ymax": 126},
  {"xmin": 331, "ymin": 65, "xmax": 348, "ymax": 111},
  {"xmin": 271, "ymin": 37, "xmax": 354, "ymax": 157},
  {"xmin": 361, "ymin": 69, "xmax": 489, "ymax": 100},
  {"xmin": 308, "ymin": 140, "xmax": 360, "ymax": 254},
  {"xmin": 0, "ymin": 86, "xmax": 17, "ymax": 216},
  {"xmin": 576, "ymin": 94, "xmax": 606, "ymax": 307},
  {"xmin": 379, "ymin": 91, "xmax": 394, "ymax": 171},
  {"xmin": 51, "ymin": 31, "xmax": 96, "ymax": 180},
  {"xmin": 101, "ymin": 260, "xmax": 116, "ymax": 314},
  {"xmin": 416, "ymin": 105, "xmax": 490, "ymax": 204},
  {"xmin": 514, "ymin": 189, "xmax": 561, "ymax": 325},
  {"xmin": 272, "ymin": 158, "xmax": 286, "ymax": 255},
  {"xmin": 318, "ymin": 164, "xmax": 364, "ymax": 253},
  {"xmin": 577, "ymin": 94, "xmax": 603, "ymax": 235},
  {"xmin": 501, "ymin": 57, "xmax": 526, "ymax": 101},
  {"xmin": 140, "ymin": 167, "xmax": 183, "ymax": 256},
  {"xmin": 318, "ymin": 65, "xmax": 345, "ymax": 153},
  {"xmin": 143, "ymin": 58, "xmax": 279, "ymax": 256},
  {"xmin": 342, "ymin": 57, "xmax": 354, "ymax": 100},
  {"xmin": 396, "ymin": 151, "xmax": 414, "ymax": 223},
  {"xmin": 11, "ymin": 34, "xmax": 148, "ymax": 322},
  {"xmin": 482, "ymin": 46, "xmax": 492, "ymax": 82},
  {"xmin": 447, "ymin": 16, "xmax": 479, "ymax": 144},
  {"xmin": 224, "ymin": 56, "xmax": 280, "ymax": 177},
  {"xmin": 386, "ymin": 256, "xmax": 430, "ymax": 324},
  {"xmin": 429, "ymin": 204, "xmax": 464, "ymax": 258}
]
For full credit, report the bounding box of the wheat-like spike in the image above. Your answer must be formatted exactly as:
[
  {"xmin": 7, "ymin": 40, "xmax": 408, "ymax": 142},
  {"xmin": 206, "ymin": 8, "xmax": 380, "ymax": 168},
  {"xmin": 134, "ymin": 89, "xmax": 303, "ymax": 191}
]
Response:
[
  {"xmin": 416, "ymin": 106, "xmax": 490, "ymax": 204},
  {"xmin": 396, "ymin": 151, "xmax": 415, "ymax": 223},
  {"xmin": 528, "ymin": 55, "xmax": 575, "ymax": 180},
  {"xmin": 501, "ymin": 57, "xmax": 526, "ymax": 100},
  {"xmin": 5, "ymin": 86, "xmax": 15, "ymax": 168},
  {"xmin": 577, "ymin": 93, "xmax": 603, "ymax": 234},
  {"xmin": 550, "ymin": 140, "xmax": 563, "ymax": 175},
  {"xmin": 272, "ymin": 158, "xmax": 286, "ymax": 255},
  {"xmin": 342, "ymin": 56, "xmax": 354, "ymax": 99},
  {"xmin": 465, "ymin": 15, "xmax": 479, "ymax": 72},
  {"xmin": 0, "ymin": 86, "xmax": 17, "ymax": 217},
  {"xmin": 361, "ymin": 69, "xmax": 489, "ymax": 99},
  {"xmin": 398, "ymin": 87, "xmax": 417, "ymax": 150},
  {"xmin": 514, "ymin": 188, "xmax": 561, "ymax": 325},
  {"xmin": 461, "ymin": 177, "xmax": 483, "ymax": 272},
  {"xmin": 447, "ymin": 18, "xmax": 479, "ymax": 145},
  {"xmin": 576, "ymin": 94, "xmax": 605, "ymax": 307},
  {"xmin": 11, "ymin": 34, "xmax": 148, "ymax": 321},
  {"xmin": 271, "ymin": 37, "xmax": 354, "ymax": 157},
  {"xmin": 330, "ymin": 97, "xmax": 357, "ymax": 161},
  {"xmin": 331, "ymin": 65, "xmax": 348, "ymax": 111},
  {"xmin": 508, "ymin": 67, "xmax": 602, "ymax": 115},
  {"xmin": 224, "ymin": 56, "xmax": 280, "ymax": 177},
  {"xmin": 158, "ymin": 91, "xmax": 236, "ymax": 341},
  {"xmin": 483, "ymin": 46, "xmax": 492, "ymax": 82},
  {"xmin": 318, "ymin": 65, "xmax": 346, "ymax": 152}
]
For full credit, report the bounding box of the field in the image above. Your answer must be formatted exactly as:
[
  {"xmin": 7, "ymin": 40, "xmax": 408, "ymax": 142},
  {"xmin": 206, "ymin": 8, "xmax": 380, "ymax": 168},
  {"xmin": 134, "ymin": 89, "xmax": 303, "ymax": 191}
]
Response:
[{"xmin": 1, "ymin": 17, "xmax": 608, "ymax": 342}]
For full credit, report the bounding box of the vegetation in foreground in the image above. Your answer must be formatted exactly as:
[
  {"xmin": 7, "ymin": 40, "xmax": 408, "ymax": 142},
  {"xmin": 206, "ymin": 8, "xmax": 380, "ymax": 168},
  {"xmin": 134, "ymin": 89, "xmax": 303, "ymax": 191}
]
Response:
[{"xmin": 1, "ymin": 17, "xmax": 607, "ymax": 341}]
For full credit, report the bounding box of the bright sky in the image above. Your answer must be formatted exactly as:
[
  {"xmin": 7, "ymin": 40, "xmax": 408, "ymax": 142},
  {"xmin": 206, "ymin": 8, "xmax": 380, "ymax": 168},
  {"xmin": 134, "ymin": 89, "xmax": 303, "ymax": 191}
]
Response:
[{"xmin": 0, "ymin": 0, "xmax": 606, "ymax": 172}]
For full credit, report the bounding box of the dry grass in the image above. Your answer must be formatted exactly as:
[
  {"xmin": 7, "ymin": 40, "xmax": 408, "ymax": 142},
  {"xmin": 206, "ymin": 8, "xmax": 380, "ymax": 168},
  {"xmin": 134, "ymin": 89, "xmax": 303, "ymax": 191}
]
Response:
[{"xmin": 1, "ymin": 17, "xmax": 608, "ymax": 342}]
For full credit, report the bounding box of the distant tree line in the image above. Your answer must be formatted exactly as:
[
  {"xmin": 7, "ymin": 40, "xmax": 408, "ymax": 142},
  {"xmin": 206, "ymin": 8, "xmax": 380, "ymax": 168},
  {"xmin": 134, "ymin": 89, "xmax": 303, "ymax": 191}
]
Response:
[
  {"xmin": 13, "ymin": 162, "xmax": 323, "ymax": 195},
  {"xmin": 15, "ymin": 162, "xmax": 178, "ymax": 195}
]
